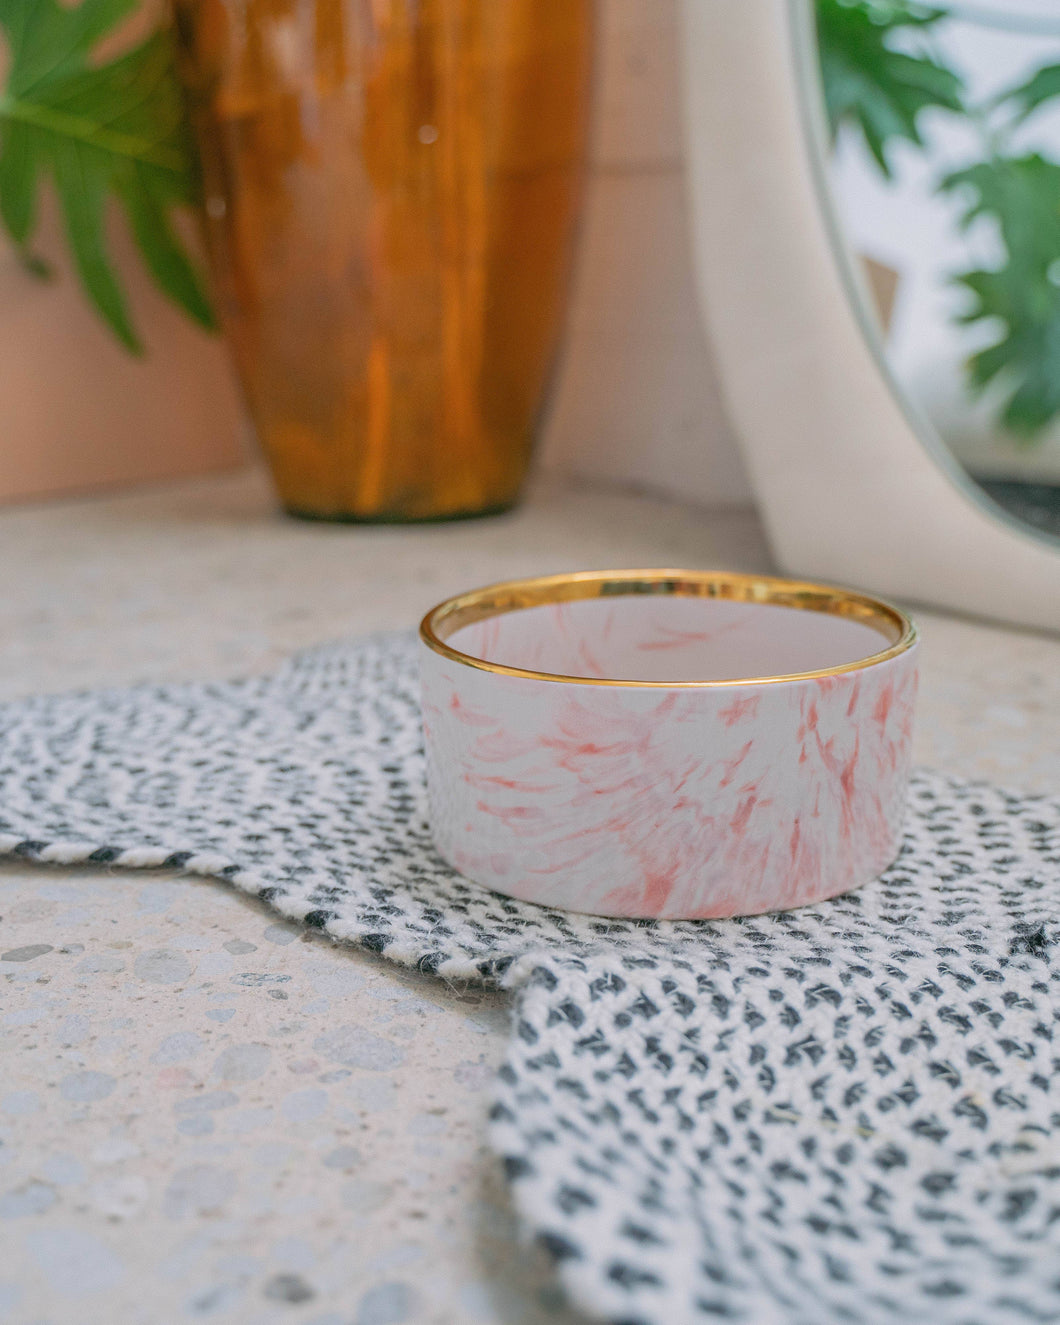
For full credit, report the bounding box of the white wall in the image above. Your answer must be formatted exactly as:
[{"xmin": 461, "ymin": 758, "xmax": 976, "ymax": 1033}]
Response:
[{"xmin": 540, "ymin": 0, "xmax": 754, "ymax": 508}]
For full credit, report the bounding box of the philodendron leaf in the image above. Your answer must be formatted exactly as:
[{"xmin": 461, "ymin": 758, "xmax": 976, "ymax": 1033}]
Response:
[
  {"xmin": 999, "ymin": 63, "xmax": 1060, "ymax": 125},
  {"xmin": 120, "ymin": 173, "xmax": 214, "ymax": 330},
  {"xmin": 0, "ymin": 0, "xmax": 215, "ymax": 351},
  {"xmin": 0, "ymin": 118, "xmax": 37, "ymax": 243},
  {"xmin": 52, "ymin": 137, "xmax": 140, "ymax": 350},
  {"xmin": 815, "ymin": 0, "xmax": 964, "ymax": 178},
  {"xmin": 940, "ymin": 154, "xmax": 1060, "ymax": 437}
]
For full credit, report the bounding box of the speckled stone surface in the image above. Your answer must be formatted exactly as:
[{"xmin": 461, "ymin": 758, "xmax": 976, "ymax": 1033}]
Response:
[{"xmin": 0, "ymin": 468, "xmax": 1057, "ymax": 1325}]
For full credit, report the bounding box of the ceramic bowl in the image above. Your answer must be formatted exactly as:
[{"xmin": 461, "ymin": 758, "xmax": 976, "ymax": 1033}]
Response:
[{"xmin": 419, "ymin": 570, "xmax": 918, "ymax": 919}]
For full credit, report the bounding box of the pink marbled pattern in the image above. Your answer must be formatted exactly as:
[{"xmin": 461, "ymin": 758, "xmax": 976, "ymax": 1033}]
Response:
[
  {"xmin": 420, "ymin": 609, "xmax": 918, "ymax": 919},
  {"xmin": 446, "ymin": 597, "xmax": 895, "ymax": 684}
]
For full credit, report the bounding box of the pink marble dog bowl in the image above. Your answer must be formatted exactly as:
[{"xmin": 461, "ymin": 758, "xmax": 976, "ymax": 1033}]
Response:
[{"xmin": 419, "ymin": 571, "xmax": 918, "ymax": 919}]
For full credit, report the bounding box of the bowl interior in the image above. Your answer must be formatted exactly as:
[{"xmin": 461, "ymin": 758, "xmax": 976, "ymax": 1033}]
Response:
[{"xmin": 444, "ymin": 593, "xmax": 899, "ymax": 684}]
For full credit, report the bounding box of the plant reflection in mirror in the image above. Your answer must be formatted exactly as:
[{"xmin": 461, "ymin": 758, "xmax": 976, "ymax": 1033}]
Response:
[{"xmin": 817, "ymin": 0, "xmax": 1060, "ymax": 442}]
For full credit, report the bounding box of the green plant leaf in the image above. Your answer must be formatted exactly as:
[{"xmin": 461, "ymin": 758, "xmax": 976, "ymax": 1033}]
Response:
[
  {"xmin": 119, "ymin": 171, "xmax": 213, "ymax": 329},
  {"xmin": 940, "ymin": 154, "xmax": 1060, "ymax": 437},
  {"xmin": 51, "ymin": 136, "xmax": 139, "ymax": 350},
  {"xmin": 998, "ymin": 62, "xmax": 1060, "ymax": 125},
  {"xmin": 0, "ymin": 119, "xmax": 37, "ymax": 242},
  {"xmin": 815, "ymin": 0, "xmax": 965, "ymax": 177},
  {"xmin": 0, "ymin": 0, "xmax": 215, "ymax": 350},
  {"xmin": 3, "ymin": 0, "xmax": 138, "ymax": 97}
]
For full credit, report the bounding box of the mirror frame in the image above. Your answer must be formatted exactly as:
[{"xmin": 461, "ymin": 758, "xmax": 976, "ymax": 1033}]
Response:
[{"xmin": 679, "ymin": 0, "xmax": 1060, "ymax": 633}]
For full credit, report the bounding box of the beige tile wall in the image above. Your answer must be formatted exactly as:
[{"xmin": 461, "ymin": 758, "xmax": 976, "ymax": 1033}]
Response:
[
  {"xmin": 541, "ymin": 0, "xmax": 754, "ymax": 508},
  {"xmin": 0, "ymin": 199, "xmax": 244, "ymax": 507}
]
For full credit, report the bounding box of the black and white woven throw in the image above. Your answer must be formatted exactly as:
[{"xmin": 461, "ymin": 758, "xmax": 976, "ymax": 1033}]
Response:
[{"xmin": 2, "ymin": 632, "xmax": 1060, "ymax": 1325}]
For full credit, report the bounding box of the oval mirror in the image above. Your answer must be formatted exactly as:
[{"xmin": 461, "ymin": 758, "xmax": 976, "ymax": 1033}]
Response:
[
  {"xmin": 816, "ymin": 0, "xmax": 1060, "ymax": 541},
  {"xmin": 680, "ymin": 0, "xmax": 1060, "ymax": 631}
]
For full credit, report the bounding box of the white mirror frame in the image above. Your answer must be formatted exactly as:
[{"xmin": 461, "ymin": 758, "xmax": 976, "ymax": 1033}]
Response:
[{"xmin": 680, "ymin": 0, "xmax": 1060, "ymax": 632}]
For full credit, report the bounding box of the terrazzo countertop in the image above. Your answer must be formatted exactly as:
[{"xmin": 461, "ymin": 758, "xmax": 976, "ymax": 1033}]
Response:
[{"xmin": 1, "ymin": 468, "xmax": 1058, "ymax": 1325}]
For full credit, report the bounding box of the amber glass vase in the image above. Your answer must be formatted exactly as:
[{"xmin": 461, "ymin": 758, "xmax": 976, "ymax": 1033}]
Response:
[{"xmin": 171, "ymin": 0, "xmax": 593, "ymax": 521}]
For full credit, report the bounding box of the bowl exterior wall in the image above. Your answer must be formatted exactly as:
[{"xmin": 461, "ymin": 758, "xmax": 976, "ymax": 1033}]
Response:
[{"xmin": 419, "ymin": 642, "xmax": 918, "ymax": 918}]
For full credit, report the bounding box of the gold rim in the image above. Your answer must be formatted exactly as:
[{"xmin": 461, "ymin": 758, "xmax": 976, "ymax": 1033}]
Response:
[{"xmin": 419, "ymin": 570, "xmax": 918, "ymax": 688}]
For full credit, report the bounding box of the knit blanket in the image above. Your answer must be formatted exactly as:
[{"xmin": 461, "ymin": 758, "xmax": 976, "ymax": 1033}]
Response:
[{"xmin": 1, "ymin": 633, "xmax": 1058, "ymax": 1325}]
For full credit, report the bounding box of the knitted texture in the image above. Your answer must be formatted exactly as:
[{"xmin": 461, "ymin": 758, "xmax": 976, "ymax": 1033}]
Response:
[{"xmin": 1, "ymin": 633, "xmax": 1059, "ymax": 1324}]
